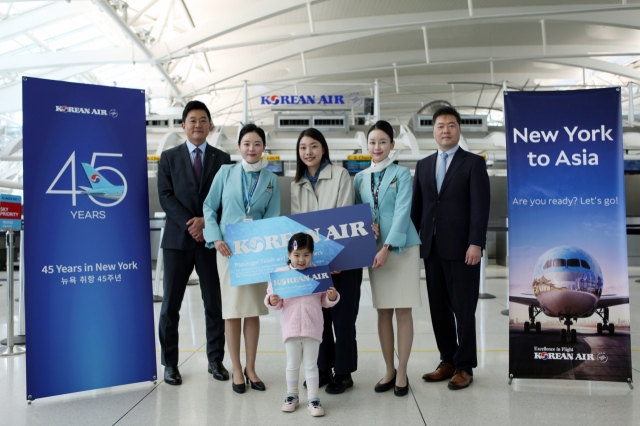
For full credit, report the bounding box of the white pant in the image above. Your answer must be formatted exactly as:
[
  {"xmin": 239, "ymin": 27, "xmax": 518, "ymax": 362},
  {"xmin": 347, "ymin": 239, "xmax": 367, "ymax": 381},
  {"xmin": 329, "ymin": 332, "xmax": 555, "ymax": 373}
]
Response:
[{"xmin": 285, "ymin": 337, "xmax": 320, "ymax": 399}]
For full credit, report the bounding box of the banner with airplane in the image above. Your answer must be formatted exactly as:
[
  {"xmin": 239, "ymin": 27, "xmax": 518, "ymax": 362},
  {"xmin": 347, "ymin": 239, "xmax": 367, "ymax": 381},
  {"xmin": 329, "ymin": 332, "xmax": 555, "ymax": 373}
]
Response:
[
  {"xmin": 23, "ymin": 77, "xmax": 157, "ymax": 400},
  {"xmin": 505, "ymin": 88, "xmax": 632, "ymax": 383}
]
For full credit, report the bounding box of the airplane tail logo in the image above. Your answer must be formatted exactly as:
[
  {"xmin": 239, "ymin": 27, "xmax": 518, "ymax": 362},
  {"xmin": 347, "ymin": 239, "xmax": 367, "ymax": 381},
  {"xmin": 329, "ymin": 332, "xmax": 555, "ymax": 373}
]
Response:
[{"xmin": 81, "ymin": 163, "xmax": 114, "ymax": 189}]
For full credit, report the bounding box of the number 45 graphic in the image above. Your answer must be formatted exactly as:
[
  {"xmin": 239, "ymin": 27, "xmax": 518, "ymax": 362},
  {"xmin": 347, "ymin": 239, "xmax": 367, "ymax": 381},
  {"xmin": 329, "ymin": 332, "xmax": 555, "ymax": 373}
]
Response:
[{"xmin": 46, "ymin": 152, "xmax": 128, "ymax": 207}]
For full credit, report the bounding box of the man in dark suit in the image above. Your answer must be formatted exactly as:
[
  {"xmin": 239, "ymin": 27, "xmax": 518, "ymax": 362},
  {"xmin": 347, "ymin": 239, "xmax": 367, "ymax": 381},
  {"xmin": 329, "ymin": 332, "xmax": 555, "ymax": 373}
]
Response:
[
  {"xmin": 158, "ymin": 101, "xmax": 231, "ymax": 385},
  {"xmin": 411, "ymin": 106, "xmax": 490, "ymax": 390}
]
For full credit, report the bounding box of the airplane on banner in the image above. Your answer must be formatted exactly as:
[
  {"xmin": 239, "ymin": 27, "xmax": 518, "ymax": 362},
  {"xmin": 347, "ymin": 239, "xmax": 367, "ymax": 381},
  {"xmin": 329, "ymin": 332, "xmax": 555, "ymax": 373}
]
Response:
[
  {"xmin": 78, "ymin": 163, "xmax": 124, "ymax": 200},
  {"xmin": 510, "ymin": 245, "xmax": 629, "ymax": 343}
]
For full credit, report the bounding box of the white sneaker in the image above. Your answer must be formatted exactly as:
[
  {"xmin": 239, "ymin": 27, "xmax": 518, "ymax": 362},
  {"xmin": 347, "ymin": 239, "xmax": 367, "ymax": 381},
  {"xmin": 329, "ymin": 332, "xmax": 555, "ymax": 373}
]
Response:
[
  {"xmin": 282, "ymin": 395, "xmax": 299, "ymax": 412},
  {"xmin": 308, "ymin": 400, "xmax": 325, "ymax": 417}
]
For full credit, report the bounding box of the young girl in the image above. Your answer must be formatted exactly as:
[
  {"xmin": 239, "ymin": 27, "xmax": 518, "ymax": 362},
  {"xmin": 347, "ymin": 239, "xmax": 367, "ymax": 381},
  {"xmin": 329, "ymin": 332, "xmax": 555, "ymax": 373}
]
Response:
[{"xmin": 265, "ymin": 233, "xmax": 339, "ymax": 417}]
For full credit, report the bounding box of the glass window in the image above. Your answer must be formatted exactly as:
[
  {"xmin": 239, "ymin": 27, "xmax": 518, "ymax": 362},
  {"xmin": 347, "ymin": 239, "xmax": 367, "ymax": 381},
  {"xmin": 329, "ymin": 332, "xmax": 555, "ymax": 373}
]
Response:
[
  {"xmin": 553, "ymin": 258, "xmax": 566, "ymax": 267},
  {"xmin": 543, "ymin": 260, "xmax": 552, "ymax": 269},
  {"xmin": 581, "ymin": 260, "xmax": 590, "ymax": 270},
  {"xmin": 567, "ymin": 259, "xmax": 580, "ymax": 267}
]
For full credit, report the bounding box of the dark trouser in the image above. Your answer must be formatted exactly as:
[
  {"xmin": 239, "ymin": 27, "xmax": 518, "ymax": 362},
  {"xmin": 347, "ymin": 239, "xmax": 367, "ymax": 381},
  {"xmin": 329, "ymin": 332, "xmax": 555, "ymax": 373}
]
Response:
[
  {"xmin": 159, "ymin": 245, "xmax": 224, "ymax": 367},
  {"xmin": 424, "ymin": 239, "xmax": 480, "ymax": 375},
  {"xmin": 317, "ymin": 268, "xmax": 363, "ymax": 375}
]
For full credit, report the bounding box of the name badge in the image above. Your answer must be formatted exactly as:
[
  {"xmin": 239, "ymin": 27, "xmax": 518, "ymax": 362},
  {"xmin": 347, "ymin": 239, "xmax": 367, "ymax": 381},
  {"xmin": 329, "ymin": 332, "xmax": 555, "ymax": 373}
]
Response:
[{"xmin": 243, "ymin": 216, "xmax": 253, "ymax": 222}]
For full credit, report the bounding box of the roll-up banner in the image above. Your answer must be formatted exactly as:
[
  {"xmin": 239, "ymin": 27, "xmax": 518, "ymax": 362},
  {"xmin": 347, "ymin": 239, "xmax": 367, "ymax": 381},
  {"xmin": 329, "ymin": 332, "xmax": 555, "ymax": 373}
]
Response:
[
  {"xmin": 23, "ymin": 77, "xmax": 157, "ymax": 400},
  {"xmin": 505, "ymin": 88, "xmax": 632, "ymax": 382}
]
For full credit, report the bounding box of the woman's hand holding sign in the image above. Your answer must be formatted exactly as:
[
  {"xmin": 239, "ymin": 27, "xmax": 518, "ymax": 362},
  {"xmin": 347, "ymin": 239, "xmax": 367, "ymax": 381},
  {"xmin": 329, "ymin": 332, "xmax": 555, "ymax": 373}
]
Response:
[{"xmin": 214, "ymin": 240, "xmax": 232, "ymax": 257}]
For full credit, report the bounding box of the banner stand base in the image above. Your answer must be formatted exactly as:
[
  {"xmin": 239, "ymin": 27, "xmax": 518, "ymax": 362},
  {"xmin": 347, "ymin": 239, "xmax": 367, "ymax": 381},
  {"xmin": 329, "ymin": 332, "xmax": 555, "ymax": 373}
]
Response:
[
  {"xmin": 0, "ymin": 345, "xmax": 25, "ymax": 357},
  {"xmin": 1, "ymin": 335, "xmax": 25, "ymax": 345},
  {"xmin": 628, "ymin": 379, "xmax": 634, "ymax": 389},
  {"xmin": 501, "ymin": 309, "xmax": 509, "ymax": 316},
  {"xmin": 153, "ymin": 295, "xmax": 163, "ymax": 303},
  {"xmin": 479, "ymin": 293, "xmax": 496, "ymax": 299},
  {"xmin": 187, "ymin": 279, "xmax": 199, "ymax": 286},
  {"xmin": 508, "ymin": 374, "xmax": 513, "ymax": 385}
]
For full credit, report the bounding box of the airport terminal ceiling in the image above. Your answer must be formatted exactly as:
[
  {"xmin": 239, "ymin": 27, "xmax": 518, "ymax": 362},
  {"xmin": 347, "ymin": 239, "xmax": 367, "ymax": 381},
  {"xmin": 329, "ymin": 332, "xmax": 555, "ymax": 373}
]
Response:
[{"xmin": 2, "ymin": 0, "xmax": 640, "ymax": 195}]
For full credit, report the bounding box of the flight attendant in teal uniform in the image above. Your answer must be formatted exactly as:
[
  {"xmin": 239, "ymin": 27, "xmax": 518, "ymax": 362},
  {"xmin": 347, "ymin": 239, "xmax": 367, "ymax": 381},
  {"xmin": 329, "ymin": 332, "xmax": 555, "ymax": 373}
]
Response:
[
  {"xmin": 204, "ymin": 124, "xmax": 281, "ymax": 394},
  {"xmin": 353, "ymin": 120, "xmax": 422, "ymax": 397}
]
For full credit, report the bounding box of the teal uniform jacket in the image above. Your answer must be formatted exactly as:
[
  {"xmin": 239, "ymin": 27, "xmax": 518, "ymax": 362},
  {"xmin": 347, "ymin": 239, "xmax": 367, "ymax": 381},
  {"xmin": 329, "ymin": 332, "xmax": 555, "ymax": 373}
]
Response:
[
  {"xmin": 354, "ymin": 162, "xmax": 421, "ymax": 251},
  {"xmin": 203, "ymin": 163, "xmax": 281, "ymax": 246}
]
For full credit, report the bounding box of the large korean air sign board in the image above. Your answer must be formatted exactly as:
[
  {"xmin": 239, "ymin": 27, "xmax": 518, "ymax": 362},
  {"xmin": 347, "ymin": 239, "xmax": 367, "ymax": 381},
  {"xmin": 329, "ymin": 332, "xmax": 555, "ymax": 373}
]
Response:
[{"xmin": 261, "ymin": 93, "xmax": 364, "ymax": 106}]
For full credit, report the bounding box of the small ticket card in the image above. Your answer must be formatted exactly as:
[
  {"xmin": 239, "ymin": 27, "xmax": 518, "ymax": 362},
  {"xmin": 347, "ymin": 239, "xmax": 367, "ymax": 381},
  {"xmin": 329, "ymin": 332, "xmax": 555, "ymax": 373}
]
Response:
[{"xmin": 269, "ymin": 265, "xmax": 333, "ymax": 299}]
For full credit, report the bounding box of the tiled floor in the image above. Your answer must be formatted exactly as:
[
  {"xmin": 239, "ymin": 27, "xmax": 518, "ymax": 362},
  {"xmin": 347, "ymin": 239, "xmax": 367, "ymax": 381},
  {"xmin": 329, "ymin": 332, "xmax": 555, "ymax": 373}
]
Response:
[{"xmin": 1, "ymin": 264, "xmax": 639, "ymax": 425}]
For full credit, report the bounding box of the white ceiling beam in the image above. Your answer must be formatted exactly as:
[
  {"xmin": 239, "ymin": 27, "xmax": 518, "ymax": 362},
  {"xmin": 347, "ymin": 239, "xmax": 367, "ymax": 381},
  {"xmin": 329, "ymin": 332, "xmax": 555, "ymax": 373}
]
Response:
[
  {"xmin": 94, "ymin": 0, "xmax": 181, "ymax": 97},
  {"xmin": 0, "ymin": 1, "xmax": 92, "ymax": 42},
  {"xmin": 149, "ymin": 0, "xmax": 174, "ymax": 46},
  {"xmin": 175, "ymin": 0, "xmax": 210, "ymax": 73},
  {"xmin": 151, "ymin": 0, "xmax": 323, "ymax": 60},
  {"xmin": 180, "ymin": 29, "xmax": 396, "ymax": 96},
  {"xmin": 178, "ymin": 4, "xmax": 640, "ymax": 56},
  {"xmin": 554, "ymin": 9, "xmax": 640, "ymax": 30},
  {"xmin": 128, "ymin": 0, "xmax": 161, "ymax": 25},
  {"xmin": 0, "ymin": 66, "xmax": 97, "ymax": 114},
  {"xmin": 538, "ymin": 57, "xmax": 640, "ymax": 82},
  {"xmin": 230, "ymin": 44, "xmax": 640, "ymax": 87},
  {"xmin": 0, "ymin": 49, "xmax": 151, "ymax": 73}
]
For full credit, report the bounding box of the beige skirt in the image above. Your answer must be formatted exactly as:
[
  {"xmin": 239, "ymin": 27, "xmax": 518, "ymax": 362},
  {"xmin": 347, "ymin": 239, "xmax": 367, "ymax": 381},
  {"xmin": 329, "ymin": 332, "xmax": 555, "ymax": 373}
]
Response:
[
  {"xmin": 368, "ymin": 245, "xmax": 422, "ymax": 309},
  {"xmin": 217, "ymin": 252, "xmax": 268, "ymax": 319}
]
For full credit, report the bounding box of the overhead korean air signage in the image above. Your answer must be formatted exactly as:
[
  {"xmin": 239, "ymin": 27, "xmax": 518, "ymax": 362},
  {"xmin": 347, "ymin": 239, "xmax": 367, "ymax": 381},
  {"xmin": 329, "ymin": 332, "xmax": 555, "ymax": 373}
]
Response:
[{"xmin": 260, "ymin": 92, "xmax": 363, "ymax": 106}]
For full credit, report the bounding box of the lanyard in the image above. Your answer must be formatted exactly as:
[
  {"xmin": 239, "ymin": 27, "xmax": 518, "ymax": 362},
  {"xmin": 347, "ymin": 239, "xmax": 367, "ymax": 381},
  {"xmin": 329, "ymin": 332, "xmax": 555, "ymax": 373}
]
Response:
[
  {"xmin": 370, "ymin": 169, "xmax": 386, "ymax": 213},
  {"xmin": 242, "ymin": 169, "xmax": 260, "ymax": 213}
]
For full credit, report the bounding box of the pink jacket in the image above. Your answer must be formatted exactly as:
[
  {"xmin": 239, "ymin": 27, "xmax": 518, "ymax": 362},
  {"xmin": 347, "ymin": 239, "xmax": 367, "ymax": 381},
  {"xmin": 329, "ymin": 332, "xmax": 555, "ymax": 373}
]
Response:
[{"xmin": 265, "ymin": 265, "xmax": 340, "ymax": 343}]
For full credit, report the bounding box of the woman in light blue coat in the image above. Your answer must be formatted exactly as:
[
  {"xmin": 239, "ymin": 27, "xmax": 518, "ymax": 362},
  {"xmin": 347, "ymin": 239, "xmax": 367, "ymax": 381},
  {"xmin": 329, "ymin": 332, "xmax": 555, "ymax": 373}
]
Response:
[
  {"xmin": 353, "ymin": 121, "xmax": 421, "ymax": 397},
  {"xmin": 204, "ymin": 124, "xmax": 280, "ymax": 394}
]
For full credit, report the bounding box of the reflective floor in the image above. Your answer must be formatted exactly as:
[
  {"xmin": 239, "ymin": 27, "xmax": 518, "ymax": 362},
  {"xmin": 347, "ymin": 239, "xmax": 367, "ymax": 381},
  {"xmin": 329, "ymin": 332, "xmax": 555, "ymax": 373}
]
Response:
[{"xmin": 1, "ymin": 264, "xmax": 639, "ymax": 426}]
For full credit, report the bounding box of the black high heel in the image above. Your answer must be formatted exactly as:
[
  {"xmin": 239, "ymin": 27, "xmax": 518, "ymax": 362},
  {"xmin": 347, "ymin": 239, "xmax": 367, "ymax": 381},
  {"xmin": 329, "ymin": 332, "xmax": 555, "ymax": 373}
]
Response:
[
  {"xmin": 394, "ymin": 376, "xmax": 409, "ymax": 397},
  {"xmin": 231, "ymin": 373, "xmax": 246, "ymax": 394},
  {"xmin": 244, "ymin": 368, "xmax": 266, "ymax": 391}
]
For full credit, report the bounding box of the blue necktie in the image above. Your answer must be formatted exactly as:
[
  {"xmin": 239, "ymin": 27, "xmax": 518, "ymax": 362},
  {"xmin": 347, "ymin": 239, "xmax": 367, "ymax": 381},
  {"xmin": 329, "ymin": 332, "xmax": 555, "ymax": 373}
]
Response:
[{"xmin": 437, "ymin": 152, "xmax": 448, "ymax": 194}]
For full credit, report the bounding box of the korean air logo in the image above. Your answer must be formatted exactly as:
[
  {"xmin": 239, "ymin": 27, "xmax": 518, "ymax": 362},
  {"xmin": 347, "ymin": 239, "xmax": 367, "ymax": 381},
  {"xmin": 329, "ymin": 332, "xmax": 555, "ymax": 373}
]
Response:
[
  {"xmin": 260, "ymin": 94, "xmax": 345, "ymax": 105},
  {"xmin": 90, "ymin": 174, "xmax": 101, "ymax": 183},
  {"xmin": 109, "ymin": 109, "xmax": 118, "ymax": 118},
  {"xmin": 55, "ymin": 105, "xmax": 108, "ymax": 115},
  {"xmin": 348, "ymin": 92, "xmax": 362, "ymax": 106},
  {"xmin": 540, "ymin": 352, "xmax": 549, "ymax": 360}
]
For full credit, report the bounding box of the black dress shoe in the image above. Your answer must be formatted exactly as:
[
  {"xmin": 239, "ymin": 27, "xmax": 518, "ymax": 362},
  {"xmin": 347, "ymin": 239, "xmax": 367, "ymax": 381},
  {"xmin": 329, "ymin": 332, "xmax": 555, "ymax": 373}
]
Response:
[
  {"xmin": 164, "ymin": 366, "xmax": 182, "ymax": 386},
  {"xmin": 304, "ymin": 371, "xmax": 332, "ymax": 389},
  {"xmin": 244, "ymin": 368, "xmax": 266, "ymax": 391},
  {"xmin": 394, "ymin": 376, "xmax": 409, "ymax": 397},
  {"xmin": 374, "ymin": 370, "xmax": 396, "ymax": 393},
  {"xmin": 325, "ymin": 373, "xmax": 353, "ymax": 394},
  {"xmin": 208, "ymin": 359, "xmax": 229, "ymax": 381},
  {"xmin": 231, "ymin": 373, "xmax": 246, "ymax": 394}
]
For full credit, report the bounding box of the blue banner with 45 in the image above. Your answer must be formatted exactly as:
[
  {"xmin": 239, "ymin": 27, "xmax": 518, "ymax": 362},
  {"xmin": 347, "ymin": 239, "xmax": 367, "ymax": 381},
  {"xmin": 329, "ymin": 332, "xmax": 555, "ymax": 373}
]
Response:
[{"xmin": 23, "ymin": 77, "xmax": 156, "ymax": 400}]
